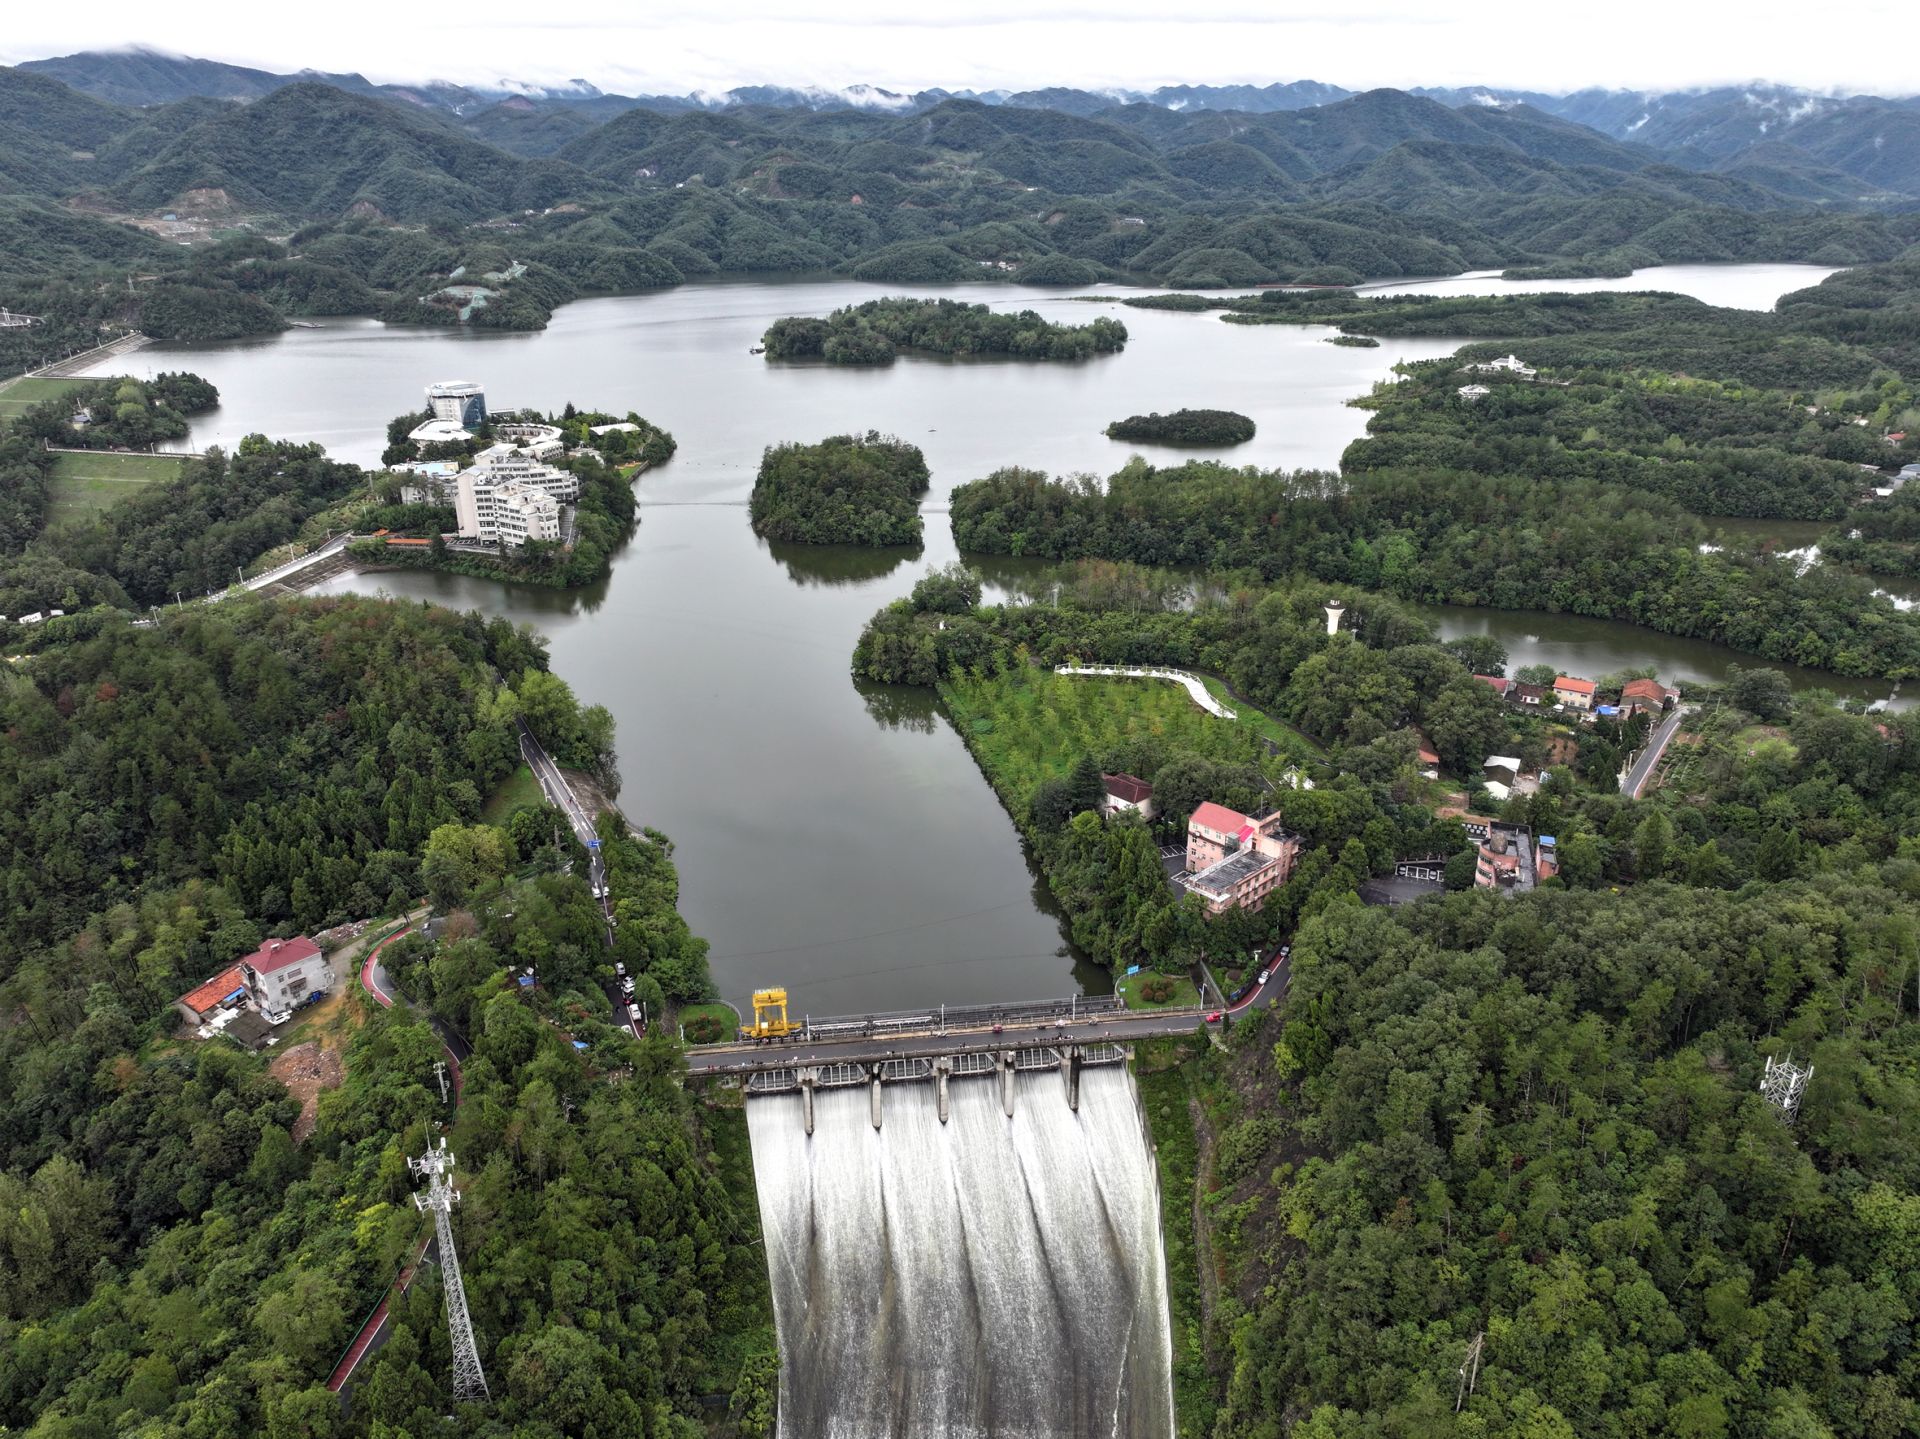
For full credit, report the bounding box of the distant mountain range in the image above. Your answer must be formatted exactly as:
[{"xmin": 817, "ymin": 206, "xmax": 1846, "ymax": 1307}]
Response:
[{"xmin": 14, "ymin": 48, "xmax": 1920, "ymax": 208}]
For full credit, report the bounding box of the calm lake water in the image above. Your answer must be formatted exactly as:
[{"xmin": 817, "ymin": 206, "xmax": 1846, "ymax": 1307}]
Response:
[{"xmin": 91, "ymin": 265, "xmax": 1850, "ymax": 1011}]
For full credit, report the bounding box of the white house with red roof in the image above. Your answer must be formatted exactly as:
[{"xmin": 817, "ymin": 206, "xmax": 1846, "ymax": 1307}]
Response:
[
  {"xmin": 1553, "ymin": 675, "xmax": 1597, "ymax": 710},
  {"xmin": 1100, "ymin": 772, "xmax": 1155, "ymax": 820},
  {"xmin": 240, "ymin": 935, "xmax": 327, "ymax": 1014}
]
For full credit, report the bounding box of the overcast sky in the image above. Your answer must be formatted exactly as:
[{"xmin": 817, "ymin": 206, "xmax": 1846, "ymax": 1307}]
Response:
[{"xmin": 1, "ymin": 0, "xmax": 1907, "ymax": 98}]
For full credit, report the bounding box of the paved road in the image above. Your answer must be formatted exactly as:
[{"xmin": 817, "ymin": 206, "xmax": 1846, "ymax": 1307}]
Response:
[
  {"xmin": 517, "ymin": 719, "xmax": 607, "ymax": 903},
  {"xmin": 1622, "ymin": 705, "xmax": 1692, "ymax": 798},
  {"xmin": 684, "ymin": 953, "xmax": 1291, "ymax": 1077}
]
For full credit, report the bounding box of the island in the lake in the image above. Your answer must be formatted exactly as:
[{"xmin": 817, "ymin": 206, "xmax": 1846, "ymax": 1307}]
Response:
[
  {"xmin": 1105, "ymin": 408, "xmax": 1256, "ymax": 445},
  {"xmin": 749, "ymin": 431, "xmax": 931, "ymax": 546},
  {"xmin": 760, "ymin": 296, "xmax": 1128, "ymax": 366}
]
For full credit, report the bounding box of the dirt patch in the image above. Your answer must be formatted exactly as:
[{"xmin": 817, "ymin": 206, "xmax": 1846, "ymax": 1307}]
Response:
[{"xmin": 271, "ymin": 1041, "xmax": 345, "ymax": 1143}]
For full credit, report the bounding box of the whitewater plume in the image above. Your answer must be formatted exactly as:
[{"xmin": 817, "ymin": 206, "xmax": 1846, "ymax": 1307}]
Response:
[{"xmin": 747, "ymin": 1066, "xmax": 1175, "ymax": 1439}]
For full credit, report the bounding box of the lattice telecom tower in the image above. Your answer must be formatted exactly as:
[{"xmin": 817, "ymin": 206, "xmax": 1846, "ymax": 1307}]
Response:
[
  {"xmin": 411, "ymin": 1138, "xmax": 490, "ymax": 1403},
  {"xmin": 1759, "ymin": 1053, "xmax": 1812, "ymax": 1123}
]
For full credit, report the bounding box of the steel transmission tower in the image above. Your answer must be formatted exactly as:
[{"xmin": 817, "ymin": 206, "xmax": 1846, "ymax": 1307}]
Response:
[
  {"xmin": 1759, "ymin": 1053, "xmax": 1812, "ymax": 1123},
  {"xmin": 411, "ymin": 1138, "xmax": 490, "ymax": 1403}
]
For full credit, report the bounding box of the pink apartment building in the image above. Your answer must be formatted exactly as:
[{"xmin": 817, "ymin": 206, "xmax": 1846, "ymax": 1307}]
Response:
[{"xmin": 1183, "ymin": 802, "xmax": 1302, "ymax": 915}]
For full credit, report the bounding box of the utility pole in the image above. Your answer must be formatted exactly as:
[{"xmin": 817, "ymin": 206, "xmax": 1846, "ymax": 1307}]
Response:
[
  {"xmin": 1455, "ymin": 1332, "xmax": 1484, "ymax": 1412},
  {"xmin": 410, "ymin": 1139, "xmax": 490, "ymax": 1404},
  {"xmin": 433, "ymin": 1060, "xmax": 450, "ymax": 1105}
]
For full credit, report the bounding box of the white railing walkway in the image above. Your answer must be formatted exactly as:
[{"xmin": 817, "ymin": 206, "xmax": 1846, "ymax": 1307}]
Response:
[{"xmin": 1053, "ymin": 663, "xmax": 1236, "ymax": 719}]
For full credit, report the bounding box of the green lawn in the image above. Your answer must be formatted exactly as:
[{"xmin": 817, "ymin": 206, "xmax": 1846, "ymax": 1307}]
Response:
[
  {"xmin": 481, "ymin": 764, "xmax": 547, "ymax": 824},
  {"xmin": 0, "ymin": 375, "xmax": 85, "ymax": 426},
  {"xmin": 679, "ymin": 1000, "xmax": 742, "ymax": 1043},
  {"xmin": 1192, "ymin": 671, "xmax": 1324, "ymax": 760},
  {"xmin": 941, "ymin": 669, "xmax": 1289, "ymax": 809},
  {"xmin": 45, "ymin": 451, "xmax": 182, "ymax": 523},
  {"xmin": 1116, "ymin": 972, "xmax": 1202, "ymax": 1011}
]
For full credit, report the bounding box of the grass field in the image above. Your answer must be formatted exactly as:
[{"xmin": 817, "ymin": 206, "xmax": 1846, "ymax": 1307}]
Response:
[
  {"xmin": 0, "ymin": 375, "xmax": 85, "ymax": 426},
  {"xmin": 940, "ymin": 668, "xmax": 1285, "ymax": 808},
  {"xmin": 45, "ymin": 451, "xmax": 182, "ymax": 523},
  {"xmin": 481, "ymin": 764, "xmax": 547, "ymax": 824}
]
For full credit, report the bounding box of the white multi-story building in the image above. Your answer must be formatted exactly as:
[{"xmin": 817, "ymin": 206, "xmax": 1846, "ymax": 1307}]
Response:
[
  {"xmin": 455, "ymin": 474, "xmax": 562, "ymax": 546},
  {"xmin": 466, "ymin": 442, "xmax": 579, "ymax": 503}
]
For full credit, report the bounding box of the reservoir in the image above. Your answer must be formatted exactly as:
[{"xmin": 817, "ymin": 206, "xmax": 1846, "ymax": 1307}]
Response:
[{"xmin": 91, "ymin": 264, "xmax": 1846, "ymax": 1011}]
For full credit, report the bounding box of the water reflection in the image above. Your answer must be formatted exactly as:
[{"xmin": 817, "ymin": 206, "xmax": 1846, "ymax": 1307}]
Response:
[
  {"xmin": 765, "ymin": 539, "xmax": 922, "ymax": 588},
  {"xmin": 859, "ymin": 681, "xmax": 940, "ymax": 734}
]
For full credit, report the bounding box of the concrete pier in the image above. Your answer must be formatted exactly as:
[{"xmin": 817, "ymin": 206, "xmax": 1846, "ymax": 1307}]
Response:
[
  {"xmin": 934, "ymin": 1056, "xmax": 952, "ymax": 1123},
  {"xmin": 1000, "ymin": 1050, "xmax": 1016, "ymax": 1117},
  {"xmin": 870, "ymin": 1073, "xmax": 883, "ymax": 1130},
  {"xmin": 799, "ymin": 1068, "xmax": 817, "ymax": 1136},
  {"xmin": 1062, "ymin": 1047, "xmax": 1082, "ymax": 1112}
]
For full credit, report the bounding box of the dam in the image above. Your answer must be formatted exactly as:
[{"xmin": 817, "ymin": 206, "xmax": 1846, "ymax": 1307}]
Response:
[{"xmin": 746, "ymin": 1064, "xmax": 1176, "ymax": 1439}]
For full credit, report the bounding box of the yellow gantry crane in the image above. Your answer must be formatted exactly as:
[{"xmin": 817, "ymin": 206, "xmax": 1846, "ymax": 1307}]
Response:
[{"xmin": 740, "ymin": 988, "xmax": 800, "ymax": 1040}]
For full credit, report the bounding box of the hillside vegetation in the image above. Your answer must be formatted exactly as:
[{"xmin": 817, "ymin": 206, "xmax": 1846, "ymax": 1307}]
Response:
[{"xmin": 2, "ymin": 67, "xmax": 1918, "ymax": 360}]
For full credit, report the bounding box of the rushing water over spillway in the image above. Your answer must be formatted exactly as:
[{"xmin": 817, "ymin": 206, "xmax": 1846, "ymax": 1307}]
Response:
[{"xmin": 747, "ymin": 1066, "xmax": 1175, "ymax": 1438}]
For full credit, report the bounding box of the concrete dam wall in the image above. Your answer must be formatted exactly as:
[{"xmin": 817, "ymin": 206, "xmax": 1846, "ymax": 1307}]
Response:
[{"xmin": 746, "ymin": 1065, "xmax": 1175, "ymax": 1439}]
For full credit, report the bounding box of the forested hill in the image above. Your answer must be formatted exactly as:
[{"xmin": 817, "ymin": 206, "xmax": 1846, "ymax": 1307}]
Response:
[
  {"xmin": 0, "ymin": 593, "xmax": 774, "ymax": 1436},
  {"xmin": 3, "ymin": 63, "xmax": 1919, "ymax": 356}
]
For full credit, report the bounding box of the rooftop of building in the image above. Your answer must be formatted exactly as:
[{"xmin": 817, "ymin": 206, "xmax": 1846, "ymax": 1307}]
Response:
[
  {"xmin": 1621, "ymin": 677, "xmax": 1673, "ymax": 701},
  {"xmin": 1555, "ymin": 675, "xmax": 1597, "ymax": 695},
  {"xmin": 1189, "ymin": 800, "xmax": 1251, "ymax": 836},
  {"xmin": 1185, "ymin": 847, "xmax": 1279, "ymax": 897},
  {"xmin": 178, "ymin": 963, "xmax": 248, "ymax": 1016},
  {"xmin": 1103, "ymin": 772, "xmax": 1153, "ymax": 804},
  {"xmin": 243, "ymin": 935, "xmax": 321, "ymax": 976},
  {"xmin": 407, "ymin": 418, "xmax": 473, "ymax": 445}
]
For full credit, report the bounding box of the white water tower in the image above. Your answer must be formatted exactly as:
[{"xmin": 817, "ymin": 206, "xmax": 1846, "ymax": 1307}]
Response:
[{"xmin": 1324, "ymin": 599, "xmax": 1346, "ymax": 636}]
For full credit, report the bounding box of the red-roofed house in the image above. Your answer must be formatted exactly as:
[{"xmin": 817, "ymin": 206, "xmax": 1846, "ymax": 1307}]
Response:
[
  {"xmin": 1411, "ymin": 730, "xmax": 1440, "ymax": 779},
  {"xmin": 1620, "ymin": 677, "xmax": 1676, "ymax": 715},
  {"xmin": 1553, "ymin": 675, "xmax": 1597, "ymax": 710},
  {"xmin": 241, "ymin": 935, "xmax": 327, "ymax": 1013},
  {"xmin": 174, "ymin": 964, "xmax": 249, "ymax": 1027},
  {"xmin": 1100, "ymin": 772, "xmax": 1155, "ymax": 819},
  {"xmin": 1475, "ymin": 674, "xmax": 1512, "ymax": 698}
]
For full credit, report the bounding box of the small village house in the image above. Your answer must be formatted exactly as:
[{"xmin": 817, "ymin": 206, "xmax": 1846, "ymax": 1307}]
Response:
[
  {"xmin": 1100, "ymin": 773, "xmax": 1155, "ymax": 820},
  {"xmin": 174, "ymin": 964, "xmax": 248, "ymax": 1027},
  {"xmin": 1620, "ymin": 677, "xmax": 1677, "ymax": 716},
  {"xmin": 240, "ymin": 936, "xmax": 328, "ymax": 1014},
  {"xmin": 1554, "ymin": 675, "xmax": 1597, "ymax": 710}
]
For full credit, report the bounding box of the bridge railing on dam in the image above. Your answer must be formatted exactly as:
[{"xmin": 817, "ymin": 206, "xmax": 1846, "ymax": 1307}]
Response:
[
  {"xmin": 745, "ymin": 1042, "xmax": 1130, "ymax": 1133},
  {"xmin": 783, "ymin": 993, "xmax": 1124, "ymax": 1042}
]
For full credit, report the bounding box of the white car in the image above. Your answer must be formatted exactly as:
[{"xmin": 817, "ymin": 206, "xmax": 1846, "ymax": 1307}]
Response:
[{"xmin": 1257, "ymin": 969, "xmax": 1271, "ymax": 987}]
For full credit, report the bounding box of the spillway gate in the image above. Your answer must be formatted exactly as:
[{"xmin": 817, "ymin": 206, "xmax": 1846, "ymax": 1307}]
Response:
[{"xmin": 746, "ymin": 1044, "xmax": 1129, "ymax": 1133}]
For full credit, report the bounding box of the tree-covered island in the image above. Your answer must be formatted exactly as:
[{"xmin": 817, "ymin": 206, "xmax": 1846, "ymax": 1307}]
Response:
[
  {"xmin": 748, "ymin": 432, "xmax": 931, "ymax": 546},
  {"xmin": 760, "ymin": 296, "xmax": 1127, "ymax": 366},
  {"xmin": 1106, "ymin": 408, "xmax": 1256, "ymax": 445}
]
